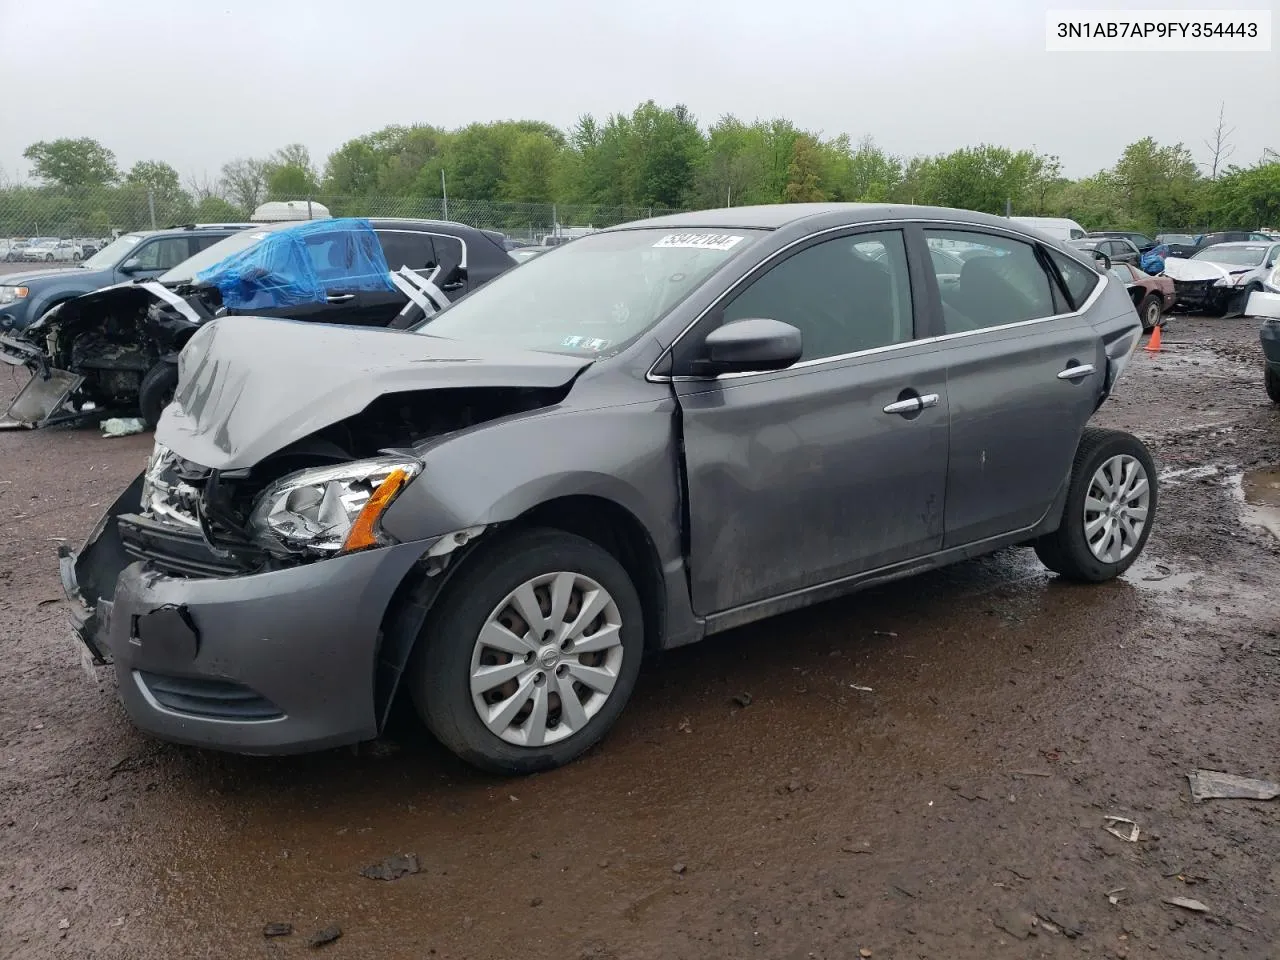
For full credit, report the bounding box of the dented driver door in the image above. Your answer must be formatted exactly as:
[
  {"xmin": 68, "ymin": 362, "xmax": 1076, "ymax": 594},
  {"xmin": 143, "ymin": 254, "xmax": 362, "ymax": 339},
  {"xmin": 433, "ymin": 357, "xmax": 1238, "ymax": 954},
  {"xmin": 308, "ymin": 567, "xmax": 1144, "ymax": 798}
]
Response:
[{"xmin": 672, "ymin": 227, "xmax": 950, "ymax": 617}]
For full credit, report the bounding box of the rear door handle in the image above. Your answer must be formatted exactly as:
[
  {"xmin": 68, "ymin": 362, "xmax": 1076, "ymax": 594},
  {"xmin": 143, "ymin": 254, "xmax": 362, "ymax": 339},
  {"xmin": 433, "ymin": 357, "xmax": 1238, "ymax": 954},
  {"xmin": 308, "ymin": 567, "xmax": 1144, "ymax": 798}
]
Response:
[
  {"xmin": 1057, "ymin": 364, "xmax": 1095, "ymax": 380},
  {"xmin": 883, "ymin": 393, "xmax": 940, "ymax": 415},
  {"xmin": 326, "ymin": 293, "xmax": 355, "ymax": 303}
]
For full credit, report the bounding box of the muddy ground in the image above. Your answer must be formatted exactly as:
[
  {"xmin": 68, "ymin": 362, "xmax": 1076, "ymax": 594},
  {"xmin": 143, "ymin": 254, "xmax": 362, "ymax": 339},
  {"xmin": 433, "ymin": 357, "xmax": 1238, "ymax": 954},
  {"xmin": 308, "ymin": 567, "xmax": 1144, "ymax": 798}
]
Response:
[{"xmin": 2, "ymin": 314, "xmax": 1278, "ymax": 960}]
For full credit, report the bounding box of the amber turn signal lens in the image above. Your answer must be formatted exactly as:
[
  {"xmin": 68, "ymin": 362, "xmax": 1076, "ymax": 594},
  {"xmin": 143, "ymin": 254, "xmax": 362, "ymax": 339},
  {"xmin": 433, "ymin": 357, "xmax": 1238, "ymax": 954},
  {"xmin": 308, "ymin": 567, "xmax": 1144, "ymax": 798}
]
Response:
[{"xmin": 341, "ymin": 468, "xmax": 411, "ymax": 553}]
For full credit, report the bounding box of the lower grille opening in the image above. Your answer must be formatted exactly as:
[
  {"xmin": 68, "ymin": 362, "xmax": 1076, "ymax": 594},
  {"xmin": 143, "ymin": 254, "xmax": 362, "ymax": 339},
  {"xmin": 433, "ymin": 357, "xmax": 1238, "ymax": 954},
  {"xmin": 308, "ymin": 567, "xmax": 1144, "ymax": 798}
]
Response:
[
  {"xmin": 118, "ymin": 513, "xmax": 254, "ymax": 579},
  {"xmin": 136, "ymin": 671, "xmax": 283, "ymax": 721}
]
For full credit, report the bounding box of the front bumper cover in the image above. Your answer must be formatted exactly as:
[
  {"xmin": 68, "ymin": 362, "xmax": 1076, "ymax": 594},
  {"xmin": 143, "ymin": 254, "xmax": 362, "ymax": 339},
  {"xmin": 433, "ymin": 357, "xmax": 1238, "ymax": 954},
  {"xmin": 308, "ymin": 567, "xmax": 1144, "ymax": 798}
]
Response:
[{"xmin": 60, "ymin": 477, "xmax": 441, "ymax": 754}]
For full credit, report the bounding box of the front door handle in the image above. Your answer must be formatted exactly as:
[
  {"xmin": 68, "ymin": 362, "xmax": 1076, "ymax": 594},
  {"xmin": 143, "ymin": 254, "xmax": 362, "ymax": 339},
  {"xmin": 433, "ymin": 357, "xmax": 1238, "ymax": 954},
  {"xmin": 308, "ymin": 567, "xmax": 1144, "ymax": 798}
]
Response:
[
  {"xmin": 326, "ymin": 293, "xmax": 355, "ymax": 303},
  {"xmin": 1057, "ymin": 364, "xmax": 1096, "ymax": 380},
  {"xmin": 883, "ymin": 393, "xmax": 940, "ymax": 416}
]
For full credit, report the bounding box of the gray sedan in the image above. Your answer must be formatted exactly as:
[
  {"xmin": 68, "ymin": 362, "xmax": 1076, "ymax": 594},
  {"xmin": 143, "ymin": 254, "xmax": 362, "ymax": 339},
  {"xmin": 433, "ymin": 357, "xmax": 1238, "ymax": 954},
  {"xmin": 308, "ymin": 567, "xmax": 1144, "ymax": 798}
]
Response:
[{"xmin": 62, "ymin": 203, "xmax": 1156, "ymax": 774}]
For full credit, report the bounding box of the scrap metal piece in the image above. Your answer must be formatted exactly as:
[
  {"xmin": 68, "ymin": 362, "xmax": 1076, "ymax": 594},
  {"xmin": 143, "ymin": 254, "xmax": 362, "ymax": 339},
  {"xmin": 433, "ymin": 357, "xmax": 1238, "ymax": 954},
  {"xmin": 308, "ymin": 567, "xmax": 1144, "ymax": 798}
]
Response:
[
  {"xmin": 5, "ymin": 367, "xmax": 84, "ymax": 426},
  {"xmin": 1187, "ymin": 769, "xmax": 1280, "ymax": 802},
  {"xmin": 1102, "ymin": 816, "xmax": 1140, "ymax": 842}
]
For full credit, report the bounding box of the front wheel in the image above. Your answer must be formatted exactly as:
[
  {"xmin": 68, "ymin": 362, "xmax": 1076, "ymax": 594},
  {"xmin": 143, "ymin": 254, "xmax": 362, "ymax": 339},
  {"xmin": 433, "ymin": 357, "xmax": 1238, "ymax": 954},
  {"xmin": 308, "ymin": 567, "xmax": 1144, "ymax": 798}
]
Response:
[
  {"xmin": 138, "ymin": 360, "xmax": 179, "ymax": 428},
  {"xmin": 1034, "ymin": 428, "xmax": 1157, "ymax": 582},
  {"xmin": 408, "ymin": 528, "xmax": 645, "ymax": 775},
  {"xmin": 1138, "ymin": 295, "xmax": 1162, "ymax": 331}
]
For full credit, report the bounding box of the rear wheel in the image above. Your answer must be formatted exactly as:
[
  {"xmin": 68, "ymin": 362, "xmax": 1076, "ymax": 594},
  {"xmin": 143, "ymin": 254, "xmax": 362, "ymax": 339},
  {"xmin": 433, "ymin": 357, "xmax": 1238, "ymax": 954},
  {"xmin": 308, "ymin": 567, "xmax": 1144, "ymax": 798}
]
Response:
[
  {"xmin": 1034, "ymin": 428, "xmax": 1156, "ymax": 582},
  {"xmin": 138, "ymin": 360, "xmax": 179, "ymax": 428},
  {"xmin": 409, "ymin": 528, "xmax": 644, "ymax": 775},
  {"xmin": 1138, "ymin": 295, "xmax": 1162, "ymax": 331},
  {"xmin": 1266, "ymin": 365, "xmax": 1280, "ymax": 404}
]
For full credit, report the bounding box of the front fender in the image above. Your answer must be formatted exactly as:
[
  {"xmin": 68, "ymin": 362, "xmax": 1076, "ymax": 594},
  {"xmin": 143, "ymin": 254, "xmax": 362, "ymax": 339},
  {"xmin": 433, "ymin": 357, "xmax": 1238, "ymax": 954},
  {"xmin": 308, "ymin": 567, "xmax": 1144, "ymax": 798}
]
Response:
[{"xmin": 380, "ymin": 400, "xmax": 683, "ymax": 558}]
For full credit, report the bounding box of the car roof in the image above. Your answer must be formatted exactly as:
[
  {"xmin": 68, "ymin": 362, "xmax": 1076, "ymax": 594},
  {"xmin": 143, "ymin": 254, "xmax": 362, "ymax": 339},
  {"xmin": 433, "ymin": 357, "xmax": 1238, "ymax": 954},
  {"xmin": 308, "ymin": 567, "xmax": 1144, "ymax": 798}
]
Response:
[
  {"xmin": 610, "ymin": 203, "xmax": 1051, "ymax": 234},
  {"xmin": 1199, "ymin": 241, "xmax": 1271, "ymax": 250}
]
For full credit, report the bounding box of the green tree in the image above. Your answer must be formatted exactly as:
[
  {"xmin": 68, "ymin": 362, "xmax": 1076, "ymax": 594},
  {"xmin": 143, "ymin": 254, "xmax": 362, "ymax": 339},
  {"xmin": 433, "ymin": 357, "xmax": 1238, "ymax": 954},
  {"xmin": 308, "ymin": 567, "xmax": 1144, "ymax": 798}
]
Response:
[
  {"xmin": 322, "ymin": 138, "xmax": 380, "ymax": 195},
  {"xmin": 842, "ymin": 136, "xmax": 902, "ymax": 202},
  {"xmin": 1112, "ymin": 137, "xmax": 1201, "ymax": 233},
  {"xmin": 23, "ymin": 137, "xmax": 119, "ymax": 187},
  {"xmin": 783, "ymin": 134, "xmax": 828, "ymax": 202},
  {"xmin": 124, "ymin": 160, "xmax": 186, "ymax": 205},
  {"xmin": 500, "ymin": 132, "xmax": 560, "ymax": 203},
  {"xmin": 264, "ymin": 144, "xmax": 319, "ymax": 198}
]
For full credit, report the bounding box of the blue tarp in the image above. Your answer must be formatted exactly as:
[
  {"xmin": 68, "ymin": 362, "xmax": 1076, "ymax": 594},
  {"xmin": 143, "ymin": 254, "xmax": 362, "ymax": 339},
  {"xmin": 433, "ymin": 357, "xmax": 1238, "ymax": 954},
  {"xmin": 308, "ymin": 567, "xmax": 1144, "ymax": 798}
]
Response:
[
  {"xmin": 195, "ymin": 217, "xmax": 395, "ymax": 311},
  {"xmin": 1140, "ymin": 244, "xmax": 1170, "ymax": 275}
]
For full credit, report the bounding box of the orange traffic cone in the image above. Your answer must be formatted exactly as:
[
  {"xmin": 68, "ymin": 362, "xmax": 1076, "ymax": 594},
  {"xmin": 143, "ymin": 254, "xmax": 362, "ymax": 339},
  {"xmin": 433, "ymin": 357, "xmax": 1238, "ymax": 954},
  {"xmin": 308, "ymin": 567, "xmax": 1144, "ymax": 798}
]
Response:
[{"xmin": 1145, "ymin": 323, "xmax": 1162, "ymax": 352}]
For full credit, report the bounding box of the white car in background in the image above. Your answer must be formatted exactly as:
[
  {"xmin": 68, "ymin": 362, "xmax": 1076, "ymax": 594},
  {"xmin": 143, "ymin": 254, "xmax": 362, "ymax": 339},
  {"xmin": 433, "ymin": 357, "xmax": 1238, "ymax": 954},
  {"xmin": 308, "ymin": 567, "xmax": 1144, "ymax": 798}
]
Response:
[{"xmin": 22, "ymin": 239, "xmax": 79, "ymax": 262}]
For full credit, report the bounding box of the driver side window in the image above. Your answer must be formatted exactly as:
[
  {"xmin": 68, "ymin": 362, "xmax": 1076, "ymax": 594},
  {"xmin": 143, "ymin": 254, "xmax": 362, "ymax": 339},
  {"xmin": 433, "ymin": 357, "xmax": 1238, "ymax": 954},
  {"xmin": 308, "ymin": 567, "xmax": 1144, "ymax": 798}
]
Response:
[{"xmin": 721, "ymin": 230, "xmax": 914, "ymax": 362}]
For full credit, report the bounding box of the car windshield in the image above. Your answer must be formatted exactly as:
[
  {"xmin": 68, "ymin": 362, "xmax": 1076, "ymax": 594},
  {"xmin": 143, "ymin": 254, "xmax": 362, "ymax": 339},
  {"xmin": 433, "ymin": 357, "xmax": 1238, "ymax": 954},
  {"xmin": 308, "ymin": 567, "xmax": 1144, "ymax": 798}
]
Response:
[
  {"xmin": 1191, "ymin": 245, "xmax": 1267, "ymax": 266},
  {"xmin": 1069, "ymin": 240, "xmax": 1099, "ymax": 249},
  {"xmin": 416, "ymin": 228, "xmax": 764, "ymax": 356},
  {"xmin": 81, "ymin": 234, "xmax": 142, "ymax": 269},
  {"xmin": 1159, "ymin": 234, "xmax": 1196, "ymax": 245},
  {"xmin": 159, "ymin": 226, "xmax": 278, "ymax": 283}
]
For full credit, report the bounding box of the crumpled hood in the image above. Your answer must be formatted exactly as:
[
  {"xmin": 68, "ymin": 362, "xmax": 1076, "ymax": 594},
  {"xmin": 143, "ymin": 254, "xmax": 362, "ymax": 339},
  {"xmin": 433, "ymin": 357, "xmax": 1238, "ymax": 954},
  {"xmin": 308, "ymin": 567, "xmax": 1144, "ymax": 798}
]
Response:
[
  {"xmin": 1161, "ymin": 257, "xmax": 1256, "ymax": 283},
  {"xmin": 158, "ymin": 315, "xmax": 591, "ymax": 470}
]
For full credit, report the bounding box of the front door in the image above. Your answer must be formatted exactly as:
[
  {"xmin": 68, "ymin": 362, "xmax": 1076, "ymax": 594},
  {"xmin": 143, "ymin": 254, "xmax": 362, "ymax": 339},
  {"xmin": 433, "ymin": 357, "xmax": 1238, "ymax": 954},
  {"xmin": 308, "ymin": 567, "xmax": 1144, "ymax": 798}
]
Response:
[
  {"xmin": 673, "ymin": 227, "xmax": 950, "ymax": 616},
  {"xmin": 921, "ymin": 228, "xmax": 1104, "ymax": 546}
]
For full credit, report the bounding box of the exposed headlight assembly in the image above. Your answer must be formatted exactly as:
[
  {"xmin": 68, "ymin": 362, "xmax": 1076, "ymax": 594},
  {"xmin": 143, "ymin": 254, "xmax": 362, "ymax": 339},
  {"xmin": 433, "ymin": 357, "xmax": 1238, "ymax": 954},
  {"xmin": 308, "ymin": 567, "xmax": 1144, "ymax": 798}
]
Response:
[
  {"xmin": 0, "ymin": 285, "xmax": 29, "ymax": 304},
  {"xmin": 248, "ymin": 456, "xmax": 421, "ymax": 557}
]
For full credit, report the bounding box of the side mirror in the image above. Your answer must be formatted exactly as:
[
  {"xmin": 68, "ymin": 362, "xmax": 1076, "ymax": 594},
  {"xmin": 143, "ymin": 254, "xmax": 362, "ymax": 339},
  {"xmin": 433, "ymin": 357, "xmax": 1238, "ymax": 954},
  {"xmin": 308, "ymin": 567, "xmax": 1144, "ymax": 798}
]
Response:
[
  {"xmin": 119, "ymin": 258, "xmax": 142, "ymax": 274},
  {"xmin": 691, "ymin": 318, "xmax": 802, "ymax": 376}
]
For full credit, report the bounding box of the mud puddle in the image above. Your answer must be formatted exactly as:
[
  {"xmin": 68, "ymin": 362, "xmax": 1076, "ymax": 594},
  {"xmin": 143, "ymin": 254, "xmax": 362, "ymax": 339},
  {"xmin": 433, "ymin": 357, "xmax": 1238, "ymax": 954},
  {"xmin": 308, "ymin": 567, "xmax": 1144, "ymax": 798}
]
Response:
[{"xmin": 1232, "ymin": 467, "xmax": 1280, "ymax": 540}]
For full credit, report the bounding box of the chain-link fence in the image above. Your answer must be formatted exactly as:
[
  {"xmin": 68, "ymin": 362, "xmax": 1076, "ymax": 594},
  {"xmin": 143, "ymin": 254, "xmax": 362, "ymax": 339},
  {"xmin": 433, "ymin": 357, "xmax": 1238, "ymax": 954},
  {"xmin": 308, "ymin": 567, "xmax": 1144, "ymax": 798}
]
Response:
[{"xmin": 0, "ymin": 186, "xmax": 684, "ymax": 253}]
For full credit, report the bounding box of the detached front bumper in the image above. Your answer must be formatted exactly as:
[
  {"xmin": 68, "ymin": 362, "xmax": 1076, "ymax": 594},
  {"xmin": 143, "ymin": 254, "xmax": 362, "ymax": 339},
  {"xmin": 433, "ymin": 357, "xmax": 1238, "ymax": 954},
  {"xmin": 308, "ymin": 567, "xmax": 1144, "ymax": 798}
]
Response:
[{"xmin": 61, "ymin": 478, "xmax": 439, "ymax": 754}]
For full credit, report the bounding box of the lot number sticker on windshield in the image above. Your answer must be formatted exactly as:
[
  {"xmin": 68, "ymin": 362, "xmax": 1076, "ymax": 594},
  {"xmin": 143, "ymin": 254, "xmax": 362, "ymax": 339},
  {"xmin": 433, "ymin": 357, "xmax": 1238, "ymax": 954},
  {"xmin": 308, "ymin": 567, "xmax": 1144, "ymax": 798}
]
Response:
[{"xmin": 652, "ymin": 234, "xmax": 745, "ymax": 251}]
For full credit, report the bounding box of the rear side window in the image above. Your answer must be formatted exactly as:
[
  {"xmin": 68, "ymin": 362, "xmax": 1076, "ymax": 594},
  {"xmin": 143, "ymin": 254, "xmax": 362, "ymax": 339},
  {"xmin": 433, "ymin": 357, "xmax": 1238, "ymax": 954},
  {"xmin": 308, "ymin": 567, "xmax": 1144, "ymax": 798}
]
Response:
[
  {"xmin": 432, "ymin": 235, "xmax": 465, "ymax": 278},
  {"xmin": 1047, "ymin": 249, "xmax": 1101, "ymax": 309},
  {"xmin": 377, "ymin": 230, "xmax": 437, "ymax": 271},
  {"xmin": 924, "ymin": 231, "xmax": 1058, "ymax": 334}
]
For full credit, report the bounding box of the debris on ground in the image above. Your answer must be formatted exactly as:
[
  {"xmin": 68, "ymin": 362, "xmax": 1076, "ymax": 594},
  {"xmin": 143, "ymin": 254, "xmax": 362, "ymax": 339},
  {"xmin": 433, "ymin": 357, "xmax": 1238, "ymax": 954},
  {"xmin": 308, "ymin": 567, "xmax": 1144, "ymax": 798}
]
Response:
[
  {"xmin": 1164, "ymin": 897, "xmax": 1210, "ymax": 913},
  {"xmin": 308, "ymin": 925, "xmax": 343, "ymax": 948},
  {"xmin": 731, "ymin": 692, "xmax": 752, "ymax": 707},
  {"xmin": 1107, "ymin": 887, "xmax": 1127, "ymax": 905},
  {"xmin": 672, "ymin": 862, "xmax": 687, "ymax": 874},
  {"xmin": 359, "ymin": 853, "xmax": 421, "ymax": 881},
  {"xmin": 850, "ymin": 684, "xmax": 874, "ymax": 692},
  {"xmin": 993, "ymin": 908, "xmax": 1035, "ymax": 940},
  {"xmin": 1103, "ymin": 816, "xmax": 1140, "ymax": 842},
  {"xmin": 99, "ymin": 418, "xmax": 146, "ymax": 438},
  {"xmin": 263, "ymin": 922, "xmax": 293, "ymax": 937},
  {"xmin": 872, "ymin": 630, "xmax": 898, "ymax": 637},
  {"xmin": 677, "ymin": 718, "xmax": 692, "ymax": 733},
  {"xmin": 1187, "ymin": 769, "xmax": 1280, "ymax": 802}
]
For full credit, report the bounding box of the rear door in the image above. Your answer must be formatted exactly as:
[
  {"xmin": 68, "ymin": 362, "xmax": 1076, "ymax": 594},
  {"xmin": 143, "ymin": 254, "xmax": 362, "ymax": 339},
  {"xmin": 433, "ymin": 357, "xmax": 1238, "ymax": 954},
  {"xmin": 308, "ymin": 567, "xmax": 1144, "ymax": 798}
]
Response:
[{"xmin": 923, "ymin": 228, "xmax": 1103, "ymax": 546}]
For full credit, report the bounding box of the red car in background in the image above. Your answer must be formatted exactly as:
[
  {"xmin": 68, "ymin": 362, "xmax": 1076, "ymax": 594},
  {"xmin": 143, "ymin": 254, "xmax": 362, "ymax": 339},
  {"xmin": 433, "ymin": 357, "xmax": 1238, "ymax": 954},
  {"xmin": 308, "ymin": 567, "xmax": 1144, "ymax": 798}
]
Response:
[{"xmin": 1109, "ymin": 262, "xmax": 1175, "ymax": 330}]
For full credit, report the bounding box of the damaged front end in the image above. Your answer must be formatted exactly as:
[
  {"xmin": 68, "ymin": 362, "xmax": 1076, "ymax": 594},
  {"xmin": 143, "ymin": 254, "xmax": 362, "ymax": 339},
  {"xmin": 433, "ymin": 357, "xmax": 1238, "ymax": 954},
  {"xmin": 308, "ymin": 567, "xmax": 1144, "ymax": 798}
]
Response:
[{"xmin": 2, "ymin": 283, "xmax": 211, "ymax": 428}]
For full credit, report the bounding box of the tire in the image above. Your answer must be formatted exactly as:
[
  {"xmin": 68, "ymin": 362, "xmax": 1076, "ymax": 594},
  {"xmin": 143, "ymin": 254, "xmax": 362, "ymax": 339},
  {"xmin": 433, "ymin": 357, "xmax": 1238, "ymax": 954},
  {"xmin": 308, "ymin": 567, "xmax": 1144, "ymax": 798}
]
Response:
[
  {"xmin": 44, "ymin": 254, "xmax": 53, "ymax": 262},
  {"xmin": 1266, "ymin": 365, "xmax": 1280, "ymax": 405},
  {"xmin": 408, "ymin": 528, "xmax": 645, "ymax": 775},
  {"xmin": 138, "ymin": 360, "xmax": 179, "ymax": 428},
  {"xmin": 1138, "ymin": 295, "xmax": 1162, "ymax": 332},
  {"xmin": 1034, "ymin": 427, "xmax": 1157, "ymax": 582}
]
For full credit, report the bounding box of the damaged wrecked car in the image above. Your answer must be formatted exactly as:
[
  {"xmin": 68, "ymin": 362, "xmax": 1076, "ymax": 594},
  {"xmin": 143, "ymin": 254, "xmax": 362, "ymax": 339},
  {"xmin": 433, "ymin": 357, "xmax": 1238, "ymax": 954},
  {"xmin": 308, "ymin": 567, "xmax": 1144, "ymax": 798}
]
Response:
[
  {"xmin": 0, "ymin": 217, "xmax": 517, "ymax": 428},
  {"xmin": 60, "ymin": 204, "xmax": 1157, "ymax": 775},
  {"xmin": 1162, "ymin": 240, "xmax": 1280, "ymax": 316}
]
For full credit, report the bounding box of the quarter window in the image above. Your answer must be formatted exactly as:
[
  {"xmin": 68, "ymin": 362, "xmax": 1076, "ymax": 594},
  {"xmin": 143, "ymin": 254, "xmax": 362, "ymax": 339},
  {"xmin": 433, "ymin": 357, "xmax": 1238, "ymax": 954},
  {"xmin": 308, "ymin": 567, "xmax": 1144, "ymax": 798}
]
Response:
[
  {"xmin": 925, "ymin": 231, "xmax": 1058, "ymax": 334},
  {"xmin": 432, "ymin": 235, "xmax": 465, "ymax": 282},
  {"xmin": 721, "ymin": 230, "xmax": 914, "ymax": 362},
  {"xmin": 1048, "ymin": 248, "xmax": 1102, "ymax": 308}
]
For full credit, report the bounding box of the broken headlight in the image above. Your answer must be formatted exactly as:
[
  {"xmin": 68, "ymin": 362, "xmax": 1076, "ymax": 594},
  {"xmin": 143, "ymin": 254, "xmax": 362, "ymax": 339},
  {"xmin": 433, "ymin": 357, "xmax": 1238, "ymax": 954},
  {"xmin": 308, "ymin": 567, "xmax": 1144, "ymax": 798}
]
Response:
[
  {"xmin": 0, "ymin": 285, "xmax": 29, "ymax": 304},
  {"xmin": 248, "ymin": 456, "xmax": 421, "ymax": 557}
]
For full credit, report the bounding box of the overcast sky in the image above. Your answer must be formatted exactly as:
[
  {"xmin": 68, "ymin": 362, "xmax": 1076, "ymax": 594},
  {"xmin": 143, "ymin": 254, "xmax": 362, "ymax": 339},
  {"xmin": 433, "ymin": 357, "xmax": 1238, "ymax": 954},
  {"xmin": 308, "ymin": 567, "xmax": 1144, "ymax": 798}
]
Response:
[{"xmin": 0, "ymin": 0, "xmax": 1275, "ymax": 184}]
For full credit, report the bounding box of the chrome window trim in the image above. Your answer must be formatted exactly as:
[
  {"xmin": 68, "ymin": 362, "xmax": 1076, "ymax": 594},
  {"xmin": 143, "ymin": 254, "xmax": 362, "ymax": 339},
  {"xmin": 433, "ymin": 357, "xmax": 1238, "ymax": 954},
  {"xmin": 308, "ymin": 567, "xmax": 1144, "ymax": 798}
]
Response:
[{"xmin": 646, "ymin": 216, "xmax": 1110, "ymax": 384}]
